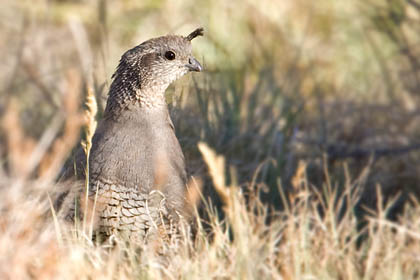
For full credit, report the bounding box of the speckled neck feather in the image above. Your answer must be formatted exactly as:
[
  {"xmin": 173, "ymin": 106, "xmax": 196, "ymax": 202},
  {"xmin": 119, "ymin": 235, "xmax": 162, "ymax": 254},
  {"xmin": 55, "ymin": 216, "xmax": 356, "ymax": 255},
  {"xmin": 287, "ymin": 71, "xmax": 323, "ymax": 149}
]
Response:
[{"xmin": 104, "ymin": 57, "xmax": 167, "ymax": 119}]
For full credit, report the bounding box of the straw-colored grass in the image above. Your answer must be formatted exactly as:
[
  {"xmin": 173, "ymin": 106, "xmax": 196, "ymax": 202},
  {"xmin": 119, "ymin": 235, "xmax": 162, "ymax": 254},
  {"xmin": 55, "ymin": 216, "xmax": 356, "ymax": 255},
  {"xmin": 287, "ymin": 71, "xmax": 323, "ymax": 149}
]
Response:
[{"xmin": 0, "ymin": 133, "xmax": 419, "ymax": 279}]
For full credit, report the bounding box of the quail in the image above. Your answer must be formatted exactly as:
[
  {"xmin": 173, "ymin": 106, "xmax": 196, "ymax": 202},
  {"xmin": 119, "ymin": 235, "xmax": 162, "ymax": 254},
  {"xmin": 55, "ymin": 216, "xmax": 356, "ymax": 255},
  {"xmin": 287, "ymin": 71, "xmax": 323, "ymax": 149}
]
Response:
[{"xmin": 57, "ymin": 28, "xmax": 204, "ymax": 242}]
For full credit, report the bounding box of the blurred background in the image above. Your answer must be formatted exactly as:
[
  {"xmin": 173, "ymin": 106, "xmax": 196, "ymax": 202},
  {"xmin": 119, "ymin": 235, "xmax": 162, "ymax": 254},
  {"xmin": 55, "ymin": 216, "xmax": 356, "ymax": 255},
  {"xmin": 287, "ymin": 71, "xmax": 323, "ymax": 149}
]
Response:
[{"xmin": 1, "ymin": 0, "xmax": 420, "ymax": 218}]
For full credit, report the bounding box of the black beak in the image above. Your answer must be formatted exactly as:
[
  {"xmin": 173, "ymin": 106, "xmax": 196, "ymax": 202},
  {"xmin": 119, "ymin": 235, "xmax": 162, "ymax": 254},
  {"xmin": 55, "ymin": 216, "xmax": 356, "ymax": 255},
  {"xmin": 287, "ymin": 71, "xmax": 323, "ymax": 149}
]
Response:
[{"xmin": 186, "ymin": 57, "xmax": 202, "ymax": 72}]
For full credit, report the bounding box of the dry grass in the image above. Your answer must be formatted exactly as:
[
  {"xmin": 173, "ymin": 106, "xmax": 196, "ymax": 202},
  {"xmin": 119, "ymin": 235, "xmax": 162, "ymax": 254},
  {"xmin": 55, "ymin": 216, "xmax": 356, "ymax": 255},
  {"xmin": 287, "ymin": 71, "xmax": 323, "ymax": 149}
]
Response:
[
  {"xmin": 1, "ymin": 0, "xmax": 420, "ymax": 279},
  {"xmin": 0, "ymin": 133, "xmax": 419, "ymax": 279}
]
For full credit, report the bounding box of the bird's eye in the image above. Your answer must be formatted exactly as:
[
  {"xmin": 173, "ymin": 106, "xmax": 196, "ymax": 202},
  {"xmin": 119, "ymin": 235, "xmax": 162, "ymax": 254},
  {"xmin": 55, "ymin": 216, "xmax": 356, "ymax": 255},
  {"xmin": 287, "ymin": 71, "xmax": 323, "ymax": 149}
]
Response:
[{"xmin": 164, "ymin": 51, "xmax": 176, "ymax": 60}]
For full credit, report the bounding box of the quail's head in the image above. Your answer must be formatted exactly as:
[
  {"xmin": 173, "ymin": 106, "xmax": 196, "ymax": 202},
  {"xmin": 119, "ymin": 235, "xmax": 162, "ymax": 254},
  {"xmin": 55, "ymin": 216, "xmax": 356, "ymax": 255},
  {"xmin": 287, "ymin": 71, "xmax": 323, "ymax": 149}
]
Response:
[
  {"xmin": 135, "ymin": 28, "xmax": 203, "ymax": 85},
  {"xmin": 110, "ymin": 27, "xmax": 203, "ymax": 97},
  {"xmin": 107, "ymin": 28, "xmax": 203, "ymax": 112}
]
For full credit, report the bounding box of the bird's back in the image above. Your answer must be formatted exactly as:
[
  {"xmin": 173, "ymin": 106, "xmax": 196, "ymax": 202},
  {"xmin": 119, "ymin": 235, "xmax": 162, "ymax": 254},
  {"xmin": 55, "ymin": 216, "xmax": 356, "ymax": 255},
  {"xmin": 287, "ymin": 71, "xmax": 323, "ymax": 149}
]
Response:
[{"xmin": 58, "ymin": 105, "xmax": 187, "ymax": 241}]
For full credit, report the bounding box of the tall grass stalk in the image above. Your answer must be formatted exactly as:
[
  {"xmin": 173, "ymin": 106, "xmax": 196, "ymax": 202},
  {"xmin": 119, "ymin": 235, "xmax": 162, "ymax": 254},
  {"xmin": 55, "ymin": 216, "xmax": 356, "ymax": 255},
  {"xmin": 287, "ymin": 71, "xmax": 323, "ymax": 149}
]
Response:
[{"xmin": 81, "ymin": 87, "xmax": 98, "ymax": 237}]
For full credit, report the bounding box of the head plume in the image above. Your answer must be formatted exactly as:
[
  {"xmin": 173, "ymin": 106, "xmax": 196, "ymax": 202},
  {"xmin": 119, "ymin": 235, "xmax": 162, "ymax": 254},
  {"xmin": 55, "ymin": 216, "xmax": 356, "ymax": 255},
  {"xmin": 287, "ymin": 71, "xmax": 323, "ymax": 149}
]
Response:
[{"xmin": 186, "ymin": 27, "xmax": 204, "ymax": 41}]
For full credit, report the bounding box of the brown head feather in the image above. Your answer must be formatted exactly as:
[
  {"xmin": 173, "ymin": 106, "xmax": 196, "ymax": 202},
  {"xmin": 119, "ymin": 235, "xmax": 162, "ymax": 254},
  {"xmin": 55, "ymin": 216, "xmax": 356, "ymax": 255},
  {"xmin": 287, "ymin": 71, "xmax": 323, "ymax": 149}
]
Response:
[{"xmin": 186, "ymin": 27, "xmax": 204, "ymax": 41}]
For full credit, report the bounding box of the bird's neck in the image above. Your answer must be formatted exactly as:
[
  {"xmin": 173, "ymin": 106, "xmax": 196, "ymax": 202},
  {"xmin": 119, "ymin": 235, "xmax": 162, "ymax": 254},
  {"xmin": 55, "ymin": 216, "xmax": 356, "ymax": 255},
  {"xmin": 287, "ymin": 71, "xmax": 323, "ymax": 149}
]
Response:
[
  {"xmin": 104, "ymin": 80, "xmax": 169, "ymax": 120},
  {"xmin": 136, "ymin": 85, "xmax": 167, "ymax": 108}
]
